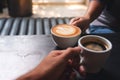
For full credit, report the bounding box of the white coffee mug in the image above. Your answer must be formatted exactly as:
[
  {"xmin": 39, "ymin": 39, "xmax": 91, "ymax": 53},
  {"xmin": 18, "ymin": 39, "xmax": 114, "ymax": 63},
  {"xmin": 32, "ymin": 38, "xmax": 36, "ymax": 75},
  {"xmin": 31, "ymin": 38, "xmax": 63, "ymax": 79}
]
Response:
[
  {"xmin": 51, "ymin": 24, "xmax": 81, "ymax": 49},
  {"xmin": 78, "ymin": 35, "xmax": 112, "ymax": 73}
]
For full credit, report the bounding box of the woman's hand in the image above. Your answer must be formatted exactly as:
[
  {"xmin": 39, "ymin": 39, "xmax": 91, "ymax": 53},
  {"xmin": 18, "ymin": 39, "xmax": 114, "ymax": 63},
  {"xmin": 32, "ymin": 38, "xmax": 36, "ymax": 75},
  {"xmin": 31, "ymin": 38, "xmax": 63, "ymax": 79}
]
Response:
[{"xmin": 70, "ymin": 16, "xmax": 91, "ymax": 32}]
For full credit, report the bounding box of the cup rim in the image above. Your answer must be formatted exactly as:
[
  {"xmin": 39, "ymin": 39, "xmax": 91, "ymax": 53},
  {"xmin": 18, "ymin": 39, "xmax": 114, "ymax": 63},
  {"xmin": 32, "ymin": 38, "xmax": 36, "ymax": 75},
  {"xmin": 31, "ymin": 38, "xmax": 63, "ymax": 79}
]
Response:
[
  {"xmin": 51, "ymin": 24, "xmax": 81, "ymax": 38},
  {"xmin": 78, "ymin": 35, "xmax": 112, "ymax": 53}
]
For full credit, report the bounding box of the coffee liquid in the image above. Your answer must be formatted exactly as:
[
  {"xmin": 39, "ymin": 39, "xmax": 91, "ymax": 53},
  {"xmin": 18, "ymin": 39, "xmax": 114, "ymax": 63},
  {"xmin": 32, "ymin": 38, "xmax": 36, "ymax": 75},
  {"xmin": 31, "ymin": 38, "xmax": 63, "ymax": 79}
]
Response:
[{"xmin": 83, "ymin": 42, "xmax": 106, "ymax": 51}]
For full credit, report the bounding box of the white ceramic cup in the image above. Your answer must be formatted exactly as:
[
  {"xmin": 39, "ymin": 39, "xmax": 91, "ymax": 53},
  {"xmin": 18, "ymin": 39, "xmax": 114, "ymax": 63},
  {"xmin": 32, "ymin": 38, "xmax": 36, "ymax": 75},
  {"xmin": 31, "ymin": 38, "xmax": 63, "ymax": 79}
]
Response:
[
  {"xmin": 78, "ymin": 35, "xmax": 112, "ymax": 73},
  {"xmin": 51, "ymin": 24, "xmax": 81, "ymax": 49}
]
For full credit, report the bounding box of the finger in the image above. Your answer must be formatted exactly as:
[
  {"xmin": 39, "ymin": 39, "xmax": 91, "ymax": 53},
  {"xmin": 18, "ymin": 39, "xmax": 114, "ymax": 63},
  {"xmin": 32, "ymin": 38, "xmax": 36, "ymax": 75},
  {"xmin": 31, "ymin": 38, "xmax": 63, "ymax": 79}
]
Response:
[
  {"xmin": 79, "ymin": 65, "xmax": 86, "ymax": 77},
  {"xmin": 49, "ymin": 50, "xmax": 63, "ymax": 57},
  {"xmin": 69, "ymin": 18, "xmax": 78, "ymax": 24},
  {"xmin": 61, "ymin": 47, "xmax": 81, "ymax": 59},
  {"xmin": 72, "ymin": 19, "xmax": 82, "ymax": 26},
  {"xmin": 69, "ymin": 17, "xmax": 80, "ymax": 24},
  {"xmin": 68, "ymin": 59, "xmax": 73, "ymax": 65},
  {"xmin": 72, "ymin": 21, "xmax": 86, "ymax": 32}
]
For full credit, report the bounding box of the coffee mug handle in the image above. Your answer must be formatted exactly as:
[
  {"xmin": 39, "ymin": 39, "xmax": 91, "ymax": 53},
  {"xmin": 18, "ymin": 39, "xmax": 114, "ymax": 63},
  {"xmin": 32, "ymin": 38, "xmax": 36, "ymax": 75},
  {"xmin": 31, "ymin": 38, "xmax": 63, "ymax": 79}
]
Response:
[
  {"xmin": 80, "ymin": 55, "xmax": 84, "ymax": 64},
  {"xmin": 76, "ymin": 50, "xmax": 85, "ymax": 80},
  {"xmin": 73, "ymin": 50, "xmax": 85, "ymax": 80},
  {"xmin": 79, "ymin": 48, "xmax": 84, "ymax": 64}
]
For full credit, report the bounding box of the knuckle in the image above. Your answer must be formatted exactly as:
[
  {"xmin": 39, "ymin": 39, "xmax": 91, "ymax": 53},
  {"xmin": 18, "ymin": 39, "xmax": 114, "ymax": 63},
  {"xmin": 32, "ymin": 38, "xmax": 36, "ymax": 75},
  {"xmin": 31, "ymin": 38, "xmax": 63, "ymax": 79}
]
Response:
[
  {"xmin": 66, "ymin": 47, "xmax": 73, "ymax": 52},
  {"xmin": 50, "ymin": 50, "xmax": 56, "ymax": 53}
]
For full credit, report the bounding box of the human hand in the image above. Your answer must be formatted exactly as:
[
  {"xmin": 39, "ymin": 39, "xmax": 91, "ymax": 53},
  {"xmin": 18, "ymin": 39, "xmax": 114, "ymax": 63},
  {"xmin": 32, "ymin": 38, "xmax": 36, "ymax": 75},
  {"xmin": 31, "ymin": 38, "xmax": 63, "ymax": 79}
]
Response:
[
  {"xmin": 17, "ymin": 47, "xmax": 82, "ymax": 80},
  {"xmin": 70, "ymin": 17, "xmax": 91, "ymax": 32},
  {"xmin": 37, "ymin": 47, "xmax": 81, "ymax": 80}
]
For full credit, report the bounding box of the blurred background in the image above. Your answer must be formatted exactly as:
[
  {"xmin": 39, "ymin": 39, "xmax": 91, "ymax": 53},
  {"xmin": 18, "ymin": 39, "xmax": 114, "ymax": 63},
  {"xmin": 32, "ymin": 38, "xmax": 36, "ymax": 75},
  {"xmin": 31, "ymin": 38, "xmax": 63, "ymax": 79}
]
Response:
[{"xmin": 0, "ymin": 0, "xmax": 88, "ymax": 18}]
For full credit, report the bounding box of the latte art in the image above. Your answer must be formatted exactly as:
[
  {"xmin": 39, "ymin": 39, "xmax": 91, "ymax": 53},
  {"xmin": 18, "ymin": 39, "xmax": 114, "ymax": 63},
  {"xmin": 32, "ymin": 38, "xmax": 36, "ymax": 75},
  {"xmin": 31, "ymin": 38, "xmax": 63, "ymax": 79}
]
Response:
[
  {"xmin": 55, "ymin": 26, "xmax": 76, "ymax": 36},
  {"xmin": 51, "ymin": 24, "xmax": 81, "ymax": 37}
]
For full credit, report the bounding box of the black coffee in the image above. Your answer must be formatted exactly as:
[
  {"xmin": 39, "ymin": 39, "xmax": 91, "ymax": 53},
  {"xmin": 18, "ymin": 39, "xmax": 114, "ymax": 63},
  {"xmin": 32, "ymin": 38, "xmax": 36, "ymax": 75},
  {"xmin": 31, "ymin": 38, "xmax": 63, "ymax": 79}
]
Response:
[{"xmin": 83, "ymin": 42, "xmax": 107, "ymax": 51}]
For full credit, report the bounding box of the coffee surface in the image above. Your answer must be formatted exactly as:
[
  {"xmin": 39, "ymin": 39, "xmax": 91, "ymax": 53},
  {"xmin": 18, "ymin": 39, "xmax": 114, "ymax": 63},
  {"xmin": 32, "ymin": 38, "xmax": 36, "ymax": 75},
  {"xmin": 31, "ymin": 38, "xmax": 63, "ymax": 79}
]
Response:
[
  {"xmin": 83, "ymin": 42, "xmax": 106, "ymax": 51},
  {"xmin": 52, "ymin": 24, "xmax": 81, "ymax": 37}
]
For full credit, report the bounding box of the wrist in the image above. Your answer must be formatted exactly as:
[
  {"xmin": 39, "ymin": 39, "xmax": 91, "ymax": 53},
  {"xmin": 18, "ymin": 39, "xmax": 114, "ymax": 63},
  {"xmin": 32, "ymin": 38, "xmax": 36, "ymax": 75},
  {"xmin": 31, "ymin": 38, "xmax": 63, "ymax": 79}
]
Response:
[
  {"xmin": 84, "ymin": 14, "xmax": 94, "ymax": 23},
  {"xmin": 16, "ymin": 71, "xmax": 44, "ymax": 80}
]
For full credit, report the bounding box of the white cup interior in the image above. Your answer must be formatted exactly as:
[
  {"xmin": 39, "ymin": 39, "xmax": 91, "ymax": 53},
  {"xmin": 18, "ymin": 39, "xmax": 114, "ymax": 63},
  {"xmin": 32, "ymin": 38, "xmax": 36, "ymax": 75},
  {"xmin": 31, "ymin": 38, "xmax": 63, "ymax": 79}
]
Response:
[{"xmin": 78, "ymin": 35, "xmax": 112, "ymax": 53}]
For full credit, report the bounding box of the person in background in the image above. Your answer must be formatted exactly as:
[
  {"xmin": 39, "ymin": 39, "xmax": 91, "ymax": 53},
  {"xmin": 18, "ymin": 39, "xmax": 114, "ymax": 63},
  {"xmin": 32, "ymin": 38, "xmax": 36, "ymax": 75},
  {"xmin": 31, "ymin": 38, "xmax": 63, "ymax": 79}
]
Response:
[
  {"xmin": 70, "ymin": 0, "xmax": 120, "ymax": 34},
  {"xmin": 0, "ymin": 0, "xmax": 3, "ymax": 13},
  {"xmin": 16, "ymin": 47, "xmax": 85, "ymax": 80}
]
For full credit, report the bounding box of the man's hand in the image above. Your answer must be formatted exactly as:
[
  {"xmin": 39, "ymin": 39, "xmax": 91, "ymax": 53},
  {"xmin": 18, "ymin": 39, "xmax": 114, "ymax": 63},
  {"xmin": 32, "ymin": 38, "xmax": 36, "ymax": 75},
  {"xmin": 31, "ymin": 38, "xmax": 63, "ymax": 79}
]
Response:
[{"xmin": 17, "ymin": 47, "xmax": 83, "ymax": 80}]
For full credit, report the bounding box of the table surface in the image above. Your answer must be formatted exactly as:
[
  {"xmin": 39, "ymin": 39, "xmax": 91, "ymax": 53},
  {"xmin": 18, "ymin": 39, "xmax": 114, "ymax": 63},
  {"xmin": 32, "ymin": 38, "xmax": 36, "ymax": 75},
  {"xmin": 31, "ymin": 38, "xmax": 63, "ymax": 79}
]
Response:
[
  {"xmin": 0, "ymin": 33, "xmax": 120, "ymax": 80},
  {"xmin": 0, "ymin": 35, "xmax": 56, "ymax": 80}
]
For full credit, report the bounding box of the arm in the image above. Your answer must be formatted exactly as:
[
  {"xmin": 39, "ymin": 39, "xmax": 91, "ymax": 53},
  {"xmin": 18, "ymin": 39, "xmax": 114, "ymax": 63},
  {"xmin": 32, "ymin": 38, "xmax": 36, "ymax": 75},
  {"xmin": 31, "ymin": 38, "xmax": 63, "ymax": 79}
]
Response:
[
  {"xmin": 85, "ymin": 0, "xmax": 106, "ymax": 22},
  {"xmin": 70, "ymin": 0, "xmax": 106, "ymax": 31}
]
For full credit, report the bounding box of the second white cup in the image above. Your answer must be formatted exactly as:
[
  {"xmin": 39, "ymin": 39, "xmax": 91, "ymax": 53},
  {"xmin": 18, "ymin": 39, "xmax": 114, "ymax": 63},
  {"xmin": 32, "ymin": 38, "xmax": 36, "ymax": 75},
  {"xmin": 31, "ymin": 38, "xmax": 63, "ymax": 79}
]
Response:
[{"xmin": 78, "ymin": 35, "xmax": 112, "ymax": 73}]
